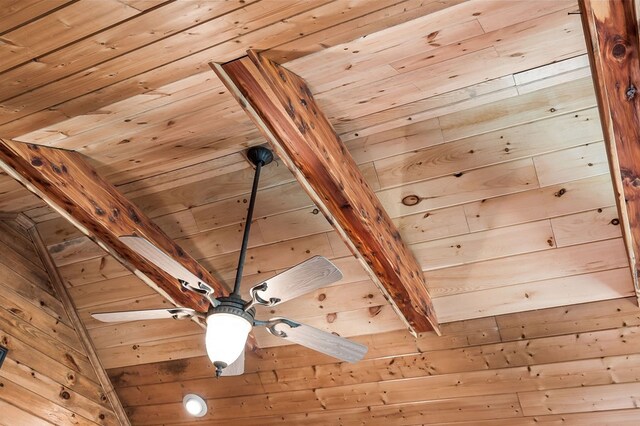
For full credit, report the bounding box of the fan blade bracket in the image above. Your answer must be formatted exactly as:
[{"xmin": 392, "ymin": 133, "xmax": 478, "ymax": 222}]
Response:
[
  {"xmin": 246, "ymin": 256, "xmax": 343, "ymax": 309},
  {"xmin": 245, "ymin": 282, "xmax": 281, "ymax": 310},
  {"xmin": 179, "ymin": 279, "xmax": 220, "ymax": 307},
  {"xmin": 255, "ymin": 317, "xmax": 300, "ymax": 337},
  {"xmin": 260, "ymin": 317, "xmax": 368, "ymax": 363}
]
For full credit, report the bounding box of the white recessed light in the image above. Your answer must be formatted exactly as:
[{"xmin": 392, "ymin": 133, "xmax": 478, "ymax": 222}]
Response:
[{"xmin": 183, "ymin": 394, "xmax": 207, "ymax": 417}]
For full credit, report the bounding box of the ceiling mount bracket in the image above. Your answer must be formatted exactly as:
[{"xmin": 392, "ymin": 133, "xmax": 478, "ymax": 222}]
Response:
[{"xmin": 246, "ymin": 146, "xmax": 273, "ymax": 167}]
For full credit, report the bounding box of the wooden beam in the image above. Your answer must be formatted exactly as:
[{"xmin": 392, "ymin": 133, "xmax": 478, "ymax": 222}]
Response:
[
  {"xmin": 0, "ymin": 138, "xmax": 224, "ymax": 312},
  {"xmin": 212, "ymin": 51, "xmax": 439, "ymax": 334},
  {"xmin": 580, "ymin": 0, "xmax": 640, "ymax": 300},
  {"xmin": 24, "ymin": 215, "xmax": 132, "ymax": 426}
]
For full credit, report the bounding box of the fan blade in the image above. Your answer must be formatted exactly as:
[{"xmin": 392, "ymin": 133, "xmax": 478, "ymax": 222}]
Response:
[
  {"xmin": 92, "ymin": 308, "xmax": 197, "ymax": 323},
  {"xmin": 120, "ymin": 236, "xmax": 210, "ymax": 291},
  {"xmin": 252, "ymin": 256, "xmax": 342, "ymax": 306},
  {"xmin": 269, "ymin": 318, "xmax": 367, "ymax": 363},
  {"xmin": 221, "ymin": 349, "xmax": 245, "ymax": 376}
]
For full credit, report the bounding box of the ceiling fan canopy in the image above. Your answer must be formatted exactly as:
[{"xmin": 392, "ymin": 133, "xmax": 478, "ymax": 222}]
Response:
[{"xmin": 93, "ymin": 146, "xmax": 368, "ymax": 377}]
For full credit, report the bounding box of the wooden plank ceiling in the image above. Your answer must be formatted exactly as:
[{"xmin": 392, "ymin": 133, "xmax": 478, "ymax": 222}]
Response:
[{"xmin": 0, "ymin": 0, "xmax": 638, "ymax": 424}]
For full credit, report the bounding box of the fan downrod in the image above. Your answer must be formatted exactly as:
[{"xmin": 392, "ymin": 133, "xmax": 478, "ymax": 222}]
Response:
[{"xmin": 246, "ymin": 146, "xmax": 273, "ymax": 167}]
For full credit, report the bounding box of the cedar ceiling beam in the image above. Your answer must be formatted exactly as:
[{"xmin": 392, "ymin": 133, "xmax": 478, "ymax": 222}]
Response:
[
  {"xmin": 0, "ymin": 138, "xmax": 223, "ymax": 312},
  {"xmin": 580, "ymin": 0, "xmax": 640, "ymax": 301},
  {"xmin": 212, "ymin": 51, "xmax": 440, "ymax": 334}
]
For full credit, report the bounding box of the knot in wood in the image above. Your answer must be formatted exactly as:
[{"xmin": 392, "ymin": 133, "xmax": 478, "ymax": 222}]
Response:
[
  {"xmin": 626, "ymin": 84, "xmax": 637, "ymax": 101},
  {"xmin": 402, "ymin": 194, "xmax": 421, "ymax": 206},
  {"xmin": 612, "ymin": 43, "xmax": 626, "ymax": 58}
]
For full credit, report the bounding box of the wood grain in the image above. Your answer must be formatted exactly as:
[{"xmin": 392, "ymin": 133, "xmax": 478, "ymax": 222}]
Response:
[
  {"xmin": 580, "ymin": 0, "xmax": 640, "ymax": 300},
  {"xmin": 214, "ymin": 53, "xmax": 439, "ymax": 334},
  {"xmin": 0, "ymin": 139, "xmax": 219, "ymax": 312}
]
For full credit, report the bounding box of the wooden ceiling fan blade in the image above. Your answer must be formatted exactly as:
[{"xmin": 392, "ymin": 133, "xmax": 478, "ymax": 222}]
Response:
[
  {"xmin": 221, "ymin": 349, "xmax": 245, "ymax": 376},
  {"xmin": 251, "ymin": 256, "xmax": 342, "ymax": 306},
  {"xmin": 120, "ymin": 235, "xmax": 210, "ymax": 290},
  {"xmin": 92, "ymin": 308, "xmax": 198, "ymax": 322},
  {"xmin": 269, "ymin": 318, "xmax": 367, "ymax": 363}
]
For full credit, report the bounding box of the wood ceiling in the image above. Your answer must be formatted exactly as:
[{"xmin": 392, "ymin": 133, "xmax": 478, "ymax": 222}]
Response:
[{"xmin": 0, "ymin": 0, "xmax": 638, "ymax": 424}]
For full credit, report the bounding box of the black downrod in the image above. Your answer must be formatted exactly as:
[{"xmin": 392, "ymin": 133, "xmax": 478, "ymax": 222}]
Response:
[{"xmin": 231, "ymin": 147, "xmax": 273, "ymax": 296}]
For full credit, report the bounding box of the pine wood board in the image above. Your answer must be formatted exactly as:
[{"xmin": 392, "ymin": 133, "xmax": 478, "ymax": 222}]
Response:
[
  {"xmin": 496, "ymin": 297, "xmax": 640, "ymax": 342},
  {"xmin": 0, "ymin": 259, "xmax": 70, "ymax": 325},
  {"xmin": 426, "ymin": 238, "xmax": 629, "ymax": 297},
  {"xmin": 97, "ymin": 334, "xmax": 207, "ymax": 369},
  {"xmin": 88, "ymin": 318, "xmax": 201, "ymax": 350},
  {"xmin": 0, "ymin": 0, "xmax": 141, "ymax": 73},
  {"xmin": 434, "ymin": 267, "xmax": 634, "ymax": 322},
  {"xmin": 0, "ymin": 307, "xmax": 96, "ymax": 380},
  {"xmin": 58, "ymin": 256, "xmax": 131, "ymax": 288},
  {"xmin": 0, "ymin": 238, "xmax": 51, "ymax": 292},
  {"xmin": 411, "ymin": 219, "xmax": 556, "ymax": 271},
  {"xmin": 438, "ymin": 75, "xmax": 596, "ymax": 142},
  {"xmin": 375, "ymin": 107, "xmax": 601, "ymax": 189},
  {"xmin": 464, "ymin": 174, "xmax": 615, "ymax": 232},
  {"xmin": 0, "ymin": 0, "xmax": 330, "ymax": 125},
  {"xmin": 394, "ymin": 205, "xmax": 470, "ymax": 246},
  {"xmin": 533, "ymin": 141, "xmax": 609, "ymax": 187},
  {"xmin": 0, "ymin": 281, "xmax": 83, "ymax": 353},
  {"xmin": 0, "ymin": 0, "xmax": 439, "ymax": 139},
  {"xmin": 519, "ymin": 382, "xmax": 640, "ymax": 416},
  {"xmin": 376, "ymin": 157, "xmax": 539, "ymax": 218},
  {"xmin": 551, "ymin": 205, "xmax": 621, "ymax": 247},
  {"xmin": 0, "ymin": 320, "xmax": 108, "ymax": 407},
  {"xmin": 334, "ymin": 75, "xmax": 518, "ymax": 142},
  {"xmin": 125, "ymin": 392, "xmax": 523, "ymax": 425},
  {"xmin": 0, "ymin": 399, "xmax": 56, "ymax": 426},
  {"xmin": 0, "ymin": 1, "xmax": 257, "ymax": 102},
  {"xmin": 0, "ymin": 0, "xmax": 73, "ymax": 33},
  {"xmin": 0, "ymin": 376, "xmax": 103, "ymax": 425},
  {"xmin": 0, "ymin": 357, "xmax": 115, "ymax": 424},
  {"xmin": 68, "ymin": 274, "xmax": 156, "ymax": 310}
]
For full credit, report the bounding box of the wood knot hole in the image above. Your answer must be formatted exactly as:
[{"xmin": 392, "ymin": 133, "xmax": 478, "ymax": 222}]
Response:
[
  {"xmin": 402, "ymin": 195, "xmax": 421, "ymax": 206},
  {"xmin": 612, "ymin": 43, "xmax": 626, "ymax": 58}
]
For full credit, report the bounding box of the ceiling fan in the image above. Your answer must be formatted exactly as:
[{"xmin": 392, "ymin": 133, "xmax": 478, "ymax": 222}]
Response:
[{"xmin": 92, "ymin": 146, "xmax": 368, "ymax": 377}]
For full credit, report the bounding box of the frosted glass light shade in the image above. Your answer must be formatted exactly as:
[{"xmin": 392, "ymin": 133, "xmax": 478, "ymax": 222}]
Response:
[{"xmin": 205, "ymin": 313, "xmax": 251, "ymax": 367}]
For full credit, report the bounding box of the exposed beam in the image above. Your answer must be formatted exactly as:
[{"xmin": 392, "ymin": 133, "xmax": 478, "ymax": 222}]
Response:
[
  {"xmin": 23, "ymin": 215, "xmax": 131, "ymax": 426},
  {"xmin": 0, "ymin": 138, "xmax": 224, "ymax": 312},
  {"xmin": 212, "ymin": 51, "xmax": 440, "ymax": 334},
  {"xmin": 580, "ymin": 0, "xmax": 640, "ymax": 301}
]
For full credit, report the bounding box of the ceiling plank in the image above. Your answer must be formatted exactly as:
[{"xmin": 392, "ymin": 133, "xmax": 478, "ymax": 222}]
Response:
[
  {"xmin": 0, "ymin": 138, "xmax": 222, "ymax": 313},
  {"xmin": 25, "ymin": 216, "xmax": 132, "ymax": 426},
  {"xmin": 212, "ymin": 52, "xmax": 439, "ymax": 334},
  {"xmin": 579, "ymin": 0, "xmax": 640, "ymax": 301}
]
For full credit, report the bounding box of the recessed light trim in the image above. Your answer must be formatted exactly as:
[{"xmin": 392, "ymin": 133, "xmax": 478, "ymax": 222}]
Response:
[{"xmin": 183, "ymin": 394, "xmax": 207, "ymax": 417}]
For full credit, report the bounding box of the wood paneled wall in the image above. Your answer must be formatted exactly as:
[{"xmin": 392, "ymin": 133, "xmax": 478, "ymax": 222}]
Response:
[
  {"xmin": 0, "ymin": 218, "xmax": 119, "ymax": 425},
  {"xmin": 108, "ymin": 297, "xmax": 640, "ymax": 425}
]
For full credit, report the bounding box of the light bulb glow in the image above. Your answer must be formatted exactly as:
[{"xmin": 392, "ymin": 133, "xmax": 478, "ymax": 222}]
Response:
[
  {"xmin": 183, "ymin": 394, "xmax": 207, "ymax": 417},
  {"xmin": 205, "ymin": 313, "xmax": 251, "ymax": 367}
]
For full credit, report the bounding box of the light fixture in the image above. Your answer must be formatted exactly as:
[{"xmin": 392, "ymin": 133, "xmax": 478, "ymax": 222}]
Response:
[
  {"xmin": 205, "ymin": 307, "xmax": 252, "ymax": 375},
  {"xmin": 183, "ymin": 394, "xmax": 207, "ymax": 417}
]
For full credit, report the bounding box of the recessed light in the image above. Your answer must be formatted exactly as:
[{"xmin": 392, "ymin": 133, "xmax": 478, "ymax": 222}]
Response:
[{"xmin": 183, "ymin": 394, "xmax": 207, "ymax": 417}]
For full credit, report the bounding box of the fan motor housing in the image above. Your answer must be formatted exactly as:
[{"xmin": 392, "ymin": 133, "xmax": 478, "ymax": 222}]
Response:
[{"xmin": 210, "ymin": 295, "xmax": 256, "ymax": 324}]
